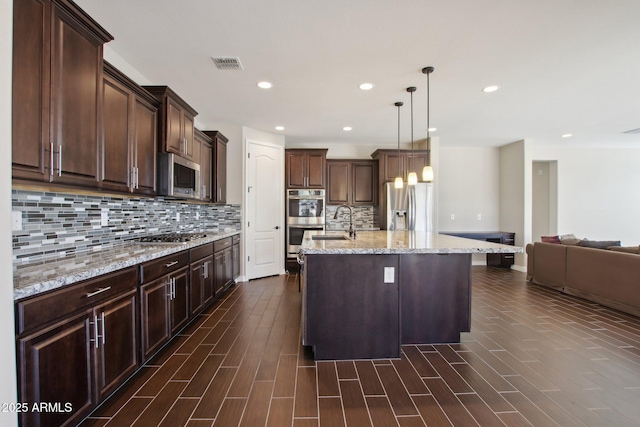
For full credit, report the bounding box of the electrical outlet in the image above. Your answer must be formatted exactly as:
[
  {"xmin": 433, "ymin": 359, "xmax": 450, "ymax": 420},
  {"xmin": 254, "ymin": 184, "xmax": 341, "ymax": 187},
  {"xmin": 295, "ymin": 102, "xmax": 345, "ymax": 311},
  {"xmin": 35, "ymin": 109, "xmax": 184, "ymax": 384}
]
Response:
[
  {"xmin": 176, "ymin": 212, "xmax": 181, "ymax": 222},
  {"xmin": 195, "ymin": 212, "xmax": 200, "ymax": 220},
  {"xmin": 12, "ymin": 211, "xmax": 22, "ymax": 231},
  {"xmin": 100, "ymin": 211, "xmax": 109, "ymax": 226},
  {"xmin": 450, "ymin": 214, "xmax": 455, "ymax": 220},
  {"xmin": 384, "ymin": 267, "xmax": 395, "ymax": 283}
]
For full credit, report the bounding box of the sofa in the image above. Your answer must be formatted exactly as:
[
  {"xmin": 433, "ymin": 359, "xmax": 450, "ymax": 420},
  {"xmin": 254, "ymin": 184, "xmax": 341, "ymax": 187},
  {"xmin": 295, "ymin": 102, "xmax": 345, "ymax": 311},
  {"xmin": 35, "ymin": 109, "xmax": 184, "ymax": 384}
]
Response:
[{"xmin": 526, "ymin": 241, "xmax": 640, "ymax": 318}]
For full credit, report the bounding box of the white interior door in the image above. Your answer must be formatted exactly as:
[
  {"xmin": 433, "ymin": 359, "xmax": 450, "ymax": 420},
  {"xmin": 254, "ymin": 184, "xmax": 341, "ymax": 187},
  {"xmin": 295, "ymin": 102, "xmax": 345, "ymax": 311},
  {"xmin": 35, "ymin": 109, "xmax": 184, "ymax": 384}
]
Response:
[{"xmin": 245, "ymin": 140, "xmax": 284, "ymax": 280}]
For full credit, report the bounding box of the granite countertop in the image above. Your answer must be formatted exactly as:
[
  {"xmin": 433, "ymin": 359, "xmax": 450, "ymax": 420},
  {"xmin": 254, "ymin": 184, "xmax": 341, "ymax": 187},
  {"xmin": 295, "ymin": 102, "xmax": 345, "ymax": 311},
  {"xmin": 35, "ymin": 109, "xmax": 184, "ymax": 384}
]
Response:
[
  {"xmin": 299, "ymin": 230, "xmax": 524, "ymax": 255},
  {"xmin": 13, "ymin": 230, "xmax": 241, "ymax": 301}
]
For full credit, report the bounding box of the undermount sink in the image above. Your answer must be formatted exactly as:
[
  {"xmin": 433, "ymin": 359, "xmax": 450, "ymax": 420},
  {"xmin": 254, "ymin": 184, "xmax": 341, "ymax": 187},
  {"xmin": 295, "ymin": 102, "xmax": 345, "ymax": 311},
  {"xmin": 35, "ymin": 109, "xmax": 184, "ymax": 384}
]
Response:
[{"xmin": 311, "ymin": 235, "xmax": 349, "ymax": 241}]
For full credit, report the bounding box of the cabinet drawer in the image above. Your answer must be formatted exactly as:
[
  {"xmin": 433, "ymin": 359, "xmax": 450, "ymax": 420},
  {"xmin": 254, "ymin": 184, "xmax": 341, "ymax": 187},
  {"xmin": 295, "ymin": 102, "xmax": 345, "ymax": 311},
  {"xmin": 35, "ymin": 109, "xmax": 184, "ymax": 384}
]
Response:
[
  {"xmin": 16, "ymin": 267, "xmax": 138, "ymax": 335},
  {"xmin": 232, "ymin": 234, "xmax": 240, "ymax": 245},
  {"xmin": 191, "ymin": 243, "xmax": 213, "ymax": 262},
  {"xmin": 141, "ymin": 251, "xmax": 190, "ymax": 283},
  {"xmin": 214, "ymin": 237, "xmax": 232, "ymax": 252}
]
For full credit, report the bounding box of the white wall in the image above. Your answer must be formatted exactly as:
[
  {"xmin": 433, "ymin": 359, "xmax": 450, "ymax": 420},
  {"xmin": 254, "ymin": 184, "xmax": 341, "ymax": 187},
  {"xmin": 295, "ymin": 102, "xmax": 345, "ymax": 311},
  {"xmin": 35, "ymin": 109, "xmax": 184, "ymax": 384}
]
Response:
[
  {"xmin": 534, "ymin": 145, "xmax": 640, "ymax": 245},
  {"xmin": 438, "ymin": 147, "xmax": 501, "ymax": 232},
  {"xmin": 1, "ymin": 0, "xmax": 19, "ymax": 424},
  {"xmin": 500, "ymin": 140, "xmax": 533, "ymax": 269}
]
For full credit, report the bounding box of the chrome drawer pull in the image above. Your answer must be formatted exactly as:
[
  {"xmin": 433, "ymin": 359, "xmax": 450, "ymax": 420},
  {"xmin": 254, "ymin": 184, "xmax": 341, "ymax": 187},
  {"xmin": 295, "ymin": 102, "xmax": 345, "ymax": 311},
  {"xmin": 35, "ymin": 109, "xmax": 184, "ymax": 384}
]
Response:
[
  {"xmin": 86, "ymin": 287, "xmax": 112, "ymax": 298},
  {"xmin": 165, "ymin": 261, "xmax": 179, "ymax": 268}
]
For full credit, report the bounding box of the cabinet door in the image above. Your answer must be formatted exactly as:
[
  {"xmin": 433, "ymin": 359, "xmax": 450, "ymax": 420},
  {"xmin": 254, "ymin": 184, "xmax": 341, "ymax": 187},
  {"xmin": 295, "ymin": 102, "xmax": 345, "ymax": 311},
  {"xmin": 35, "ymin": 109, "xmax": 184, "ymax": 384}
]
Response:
[
  {"xmin": 407, "ymin": 153, "xmax": 429, "ymax": 180},
  {"xmin": 51, "ymin": 5, "xmax": 102, "ymax": 187},
  {"xmin": 215, "ymin": 137, "xmax": 227, "ymax": 203},
  {"xmin": 326, "ymin": 161, "xmax": 350, "ymax": 205},
  {"xmin": 306, "ymin": 152, "xmax": 326, "ymax": 188},
  {"xmin": 140, "ymin": 278, "xmax": 170, "ymax": 361},
  {"xmin": 166, "ymin": 98, "xmax": 184, "ymax": 155},
  {"xmin": 94, "ymin": 289, "xmax": 138, "ymax": 400},
  {"xmin": 183, "ymin": 114, "xmax": 195, "ymax": 161},
  {"xmin": 133, "ymin": 97, "xmax": 158, "ymax": 195},
  {"xmin": 223, "ymin": 247, "xmax": 233, "ymax": 287},
  {"xmin": 170, "ymin": 268, "xmax": 190, "ymax": 334},
  {"xmin": 18, "ymin": 312, "xmax": 94, "ymax": 427},
  {"xmin": 101, "ymin": 74, "xmax": 132, "ymax": 192},
  {"xmin": 286, "ymin": 151, "xmax": 306, "ymax": 188},
  {"xmin": 213, "ymin": 250, "xmax": 225, "ymax": 295},
  {"xmin": 12, "ymin": 0, "xmax": 50, "ymax": 182},
  {"xmin": 216, "ymin": 138, "xmax": 227, "ymax": 203},
  {"xmin": 190, "ymin": 262, "xmax": 204, "ymax": 316},
  {"xmin": 200, "ymin": 142, "xmax": 213, "ymax": 201},
  {"xmin": 352, "ymin": 161, "xmax": 377, "ymax": 205},
  {"xmin": 202, "ymin": 258, "xmax": 215, "ymax": 306},
  {"xmin": 232, "ymin": 243, "xmax": 240, "ymax": 280},
  {"xmin": 382, "ymin": 153, "xmax": 405, "ymax": 182}
]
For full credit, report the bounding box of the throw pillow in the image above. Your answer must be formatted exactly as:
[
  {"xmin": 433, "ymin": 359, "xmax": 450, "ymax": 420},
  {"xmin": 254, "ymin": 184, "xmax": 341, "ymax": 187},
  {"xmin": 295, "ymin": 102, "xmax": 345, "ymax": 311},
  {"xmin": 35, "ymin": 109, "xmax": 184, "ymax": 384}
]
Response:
[
  {"xmin": 559, "ymin": 233, "xmax": 582, "ymax": 245},
  {"xmin": 578, "ymin": 239, "xmax": 621, "ymax": 249},
  {"xmin": 541, "ymin": 235, "xmax": 561, "ymax": 244}
]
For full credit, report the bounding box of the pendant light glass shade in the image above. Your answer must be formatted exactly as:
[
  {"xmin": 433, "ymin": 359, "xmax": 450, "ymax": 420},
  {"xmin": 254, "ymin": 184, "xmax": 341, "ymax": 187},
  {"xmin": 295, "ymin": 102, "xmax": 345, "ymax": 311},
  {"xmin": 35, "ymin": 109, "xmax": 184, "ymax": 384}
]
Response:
[
  {"xmin": 394, "ymin": 176, "xmax": 404, "ymax": 188},
  {"xmin": 422, "ymin": 166, "xmax": 434, "ymax": 182},
  {"xmin": 407, "ymin": 171, "xmax": 418, "ymax": 186}
]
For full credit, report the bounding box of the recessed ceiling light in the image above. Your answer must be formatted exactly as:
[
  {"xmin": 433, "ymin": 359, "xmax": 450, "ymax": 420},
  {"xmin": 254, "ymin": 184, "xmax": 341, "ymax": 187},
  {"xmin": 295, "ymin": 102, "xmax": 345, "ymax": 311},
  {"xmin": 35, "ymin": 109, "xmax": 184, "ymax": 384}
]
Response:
[
  {"xmin": 257, "ymin": 81, "xmax": 272, "ymax": 89},
  {"xmin": 359, "ymin": 83, "xmax": 373, "ymax": 90},
  {"xmin": 561, "ymin": 133, "xmax": 573, "ymax": 138},
  {"xmin": 275, "ymin": 126, "xmax": 284, "ymax": 131},
  {"xmin": 482, "ymin": 85, "xmax": 499, "ymax": 93},
  {"xmin": 427, "ymin": 127, "xmax": 437, "ymax": 132},
  {"xmin": 343, "ymin": 126, "xmax": 352, "ymax": 131}
]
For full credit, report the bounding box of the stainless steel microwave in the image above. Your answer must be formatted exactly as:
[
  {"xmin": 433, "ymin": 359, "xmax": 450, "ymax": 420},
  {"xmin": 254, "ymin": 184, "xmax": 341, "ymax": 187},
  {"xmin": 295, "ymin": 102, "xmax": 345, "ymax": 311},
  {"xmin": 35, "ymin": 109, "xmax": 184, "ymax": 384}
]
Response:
[{"xmin": 157, "ymin": 153, "xmax": 201, "ymax": 199}]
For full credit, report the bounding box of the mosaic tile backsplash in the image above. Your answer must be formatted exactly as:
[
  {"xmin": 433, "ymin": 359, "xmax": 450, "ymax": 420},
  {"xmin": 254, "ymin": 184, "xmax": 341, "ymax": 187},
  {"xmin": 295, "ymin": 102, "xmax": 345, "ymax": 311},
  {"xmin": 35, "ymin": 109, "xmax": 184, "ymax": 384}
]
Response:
[
  {"xmin": 325, "ymin": 205, "xmax": 378, "ymax": 231},
  {"xmin": 12, "ymin": 189, "xmax": 241, "ymax": 263}
]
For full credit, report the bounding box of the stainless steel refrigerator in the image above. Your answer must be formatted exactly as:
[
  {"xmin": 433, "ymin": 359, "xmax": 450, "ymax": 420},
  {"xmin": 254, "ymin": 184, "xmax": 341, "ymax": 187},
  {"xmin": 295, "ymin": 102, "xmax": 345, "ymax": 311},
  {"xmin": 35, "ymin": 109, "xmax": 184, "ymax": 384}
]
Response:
[{"xmin": 385, "ymin": 182, "xmax": 434, "ymax": 231}]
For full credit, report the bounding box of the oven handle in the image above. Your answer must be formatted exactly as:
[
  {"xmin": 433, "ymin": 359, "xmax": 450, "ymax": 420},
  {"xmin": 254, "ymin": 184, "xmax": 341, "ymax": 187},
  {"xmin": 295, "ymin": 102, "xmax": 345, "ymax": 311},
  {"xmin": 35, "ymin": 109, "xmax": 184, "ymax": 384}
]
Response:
[{"xmin": 287, "ymin": 196, "xmax": 325, "ymax": 200}]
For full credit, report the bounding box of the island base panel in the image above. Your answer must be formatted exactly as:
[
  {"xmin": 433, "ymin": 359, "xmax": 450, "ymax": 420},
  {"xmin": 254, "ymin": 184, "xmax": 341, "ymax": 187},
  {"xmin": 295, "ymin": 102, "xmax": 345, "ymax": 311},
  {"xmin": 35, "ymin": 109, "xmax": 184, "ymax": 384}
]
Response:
[
  {"xmin": 400, "ymin": 254, "xmax": 471, "ymax": 344},
  {"xmin": 305, "ymin": 254, "xmax": 400, "ymax": 360}
]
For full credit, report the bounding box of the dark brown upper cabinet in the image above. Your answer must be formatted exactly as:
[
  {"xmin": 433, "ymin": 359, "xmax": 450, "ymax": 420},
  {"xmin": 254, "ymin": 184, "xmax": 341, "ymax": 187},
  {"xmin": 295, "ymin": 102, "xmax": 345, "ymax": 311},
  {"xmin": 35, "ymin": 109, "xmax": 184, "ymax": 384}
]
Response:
[
  {"xmin": 371, "ymin": 149, "xmax": 430, "ymax": 183},
  {"xmin": 285, "ymin": 149, "xmax": 327, "ymax": 188},
  {"xmin": 326, "ymin": 160, "xmax": 378, "ymax": 206},
  {"xmin": 101, "ymin": 62, "xmax": 158, "ymax": 195},
  {"xmin": 12, "ymin": 0, "xmax": 113, "ymax": 188},
  {"xmin": 194, "ymin": 129, "xmax": 213, "ymax": 202},
  {"xmin": 203, "ymin": 131, "xmax": 229, "ymax": 204},
  {"xmin": 144, "ymin": 86, "xmax": 198, "ymax": 161}
]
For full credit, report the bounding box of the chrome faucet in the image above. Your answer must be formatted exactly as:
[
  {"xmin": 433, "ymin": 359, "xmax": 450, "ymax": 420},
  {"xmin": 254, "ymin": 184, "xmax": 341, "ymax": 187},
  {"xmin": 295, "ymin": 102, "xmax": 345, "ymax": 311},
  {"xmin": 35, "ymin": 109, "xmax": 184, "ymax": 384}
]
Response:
[{"xmin": 333, "ymin": 205, "xmax": 356, "ymax": 239}]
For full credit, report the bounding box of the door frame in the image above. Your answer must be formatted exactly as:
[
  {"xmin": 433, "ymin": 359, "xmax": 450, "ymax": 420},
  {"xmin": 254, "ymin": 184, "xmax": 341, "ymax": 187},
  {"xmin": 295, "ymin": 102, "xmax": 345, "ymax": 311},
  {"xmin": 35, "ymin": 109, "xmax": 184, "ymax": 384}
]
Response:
[{"xmin": 243, "ymin": 138, "xmax": 286, "ymax": 280}]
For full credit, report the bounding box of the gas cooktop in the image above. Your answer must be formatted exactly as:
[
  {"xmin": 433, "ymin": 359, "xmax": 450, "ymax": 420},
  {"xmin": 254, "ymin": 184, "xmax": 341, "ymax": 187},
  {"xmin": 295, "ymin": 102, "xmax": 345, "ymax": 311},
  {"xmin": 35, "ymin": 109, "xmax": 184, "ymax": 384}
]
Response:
[{"xmin": 137, "ymin": 233, "xmax": 209, "ymax": 244}]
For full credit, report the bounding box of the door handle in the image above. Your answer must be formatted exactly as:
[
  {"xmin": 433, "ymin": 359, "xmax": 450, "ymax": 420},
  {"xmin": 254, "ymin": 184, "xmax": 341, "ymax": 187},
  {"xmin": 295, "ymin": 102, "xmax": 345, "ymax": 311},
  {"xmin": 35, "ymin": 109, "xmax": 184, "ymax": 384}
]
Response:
[{"xmin": 274, "ymin": 226, "xmax": 280, "ymax": 230}]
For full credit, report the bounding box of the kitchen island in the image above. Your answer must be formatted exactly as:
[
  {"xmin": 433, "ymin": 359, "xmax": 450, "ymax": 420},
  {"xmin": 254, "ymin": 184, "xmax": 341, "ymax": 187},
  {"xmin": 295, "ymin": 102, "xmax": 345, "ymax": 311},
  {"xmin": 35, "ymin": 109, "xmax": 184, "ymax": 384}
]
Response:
[{"xmin": 299, "ymin": 230, "xmax": 522, "ymax": 360}]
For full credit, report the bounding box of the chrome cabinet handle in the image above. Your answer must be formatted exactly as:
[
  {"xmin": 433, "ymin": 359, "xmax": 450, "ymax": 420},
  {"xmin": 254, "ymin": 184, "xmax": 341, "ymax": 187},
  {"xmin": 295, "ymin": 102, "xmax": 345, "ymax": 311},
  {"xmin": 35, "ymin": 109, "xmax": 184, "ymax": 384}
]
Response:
[
  {"xmin": 92, "ymin": 314, "xmax": 99, "ymax": 348},
  {"xmin": 165, "ymin": 261, "xmax": 179, "ymax": 268},
  {"xmin": 58, "ymin": 145, "xmax": 62, "ymax": 176},
  {"xmin": 101, "ymin": 311, "xmax": 106, "ymax": 345},
  {"xmin": 86, "ymin": 287, "xmax": 112, "ymax": 298},
  {"xmin": 50, "ymin": 143, "xmax": 54, "ymax": 178}
]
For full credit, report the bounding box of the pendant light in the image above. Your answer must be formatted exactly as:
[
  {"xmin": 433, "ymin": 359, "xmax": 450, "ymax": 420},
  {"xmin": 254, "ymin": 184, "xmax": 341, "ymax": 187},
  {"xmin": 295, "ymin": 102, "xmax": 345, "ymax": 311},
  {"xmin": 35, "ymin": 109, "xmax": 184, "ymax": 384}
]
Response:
[
  {"xmin": 394, "ymin": 101, "xmax": 404, "ymax": 189},
  {"xmin": 422, "ymin": 66, "xmax": 435, "ymax": 182},
  {"xmin": 406, "ymin": 86, "xmax": 418, "ymax": 185}
]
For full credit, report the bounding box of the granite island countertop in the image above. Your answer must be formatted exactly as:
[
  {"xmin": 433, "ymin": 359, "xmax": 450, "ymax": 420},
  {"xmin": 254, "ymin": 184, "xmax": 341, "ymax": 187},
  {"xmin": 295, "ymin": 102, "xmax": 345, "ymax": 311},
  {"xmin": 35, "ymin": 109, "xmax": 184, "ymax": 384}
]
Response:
[
  {"xmin": 299, "ymin": 230, "xmax": 524, "ymax": 255},
  {"xmin": 13, "ymin": 230, "xmax": 241, "ymax": 301}
]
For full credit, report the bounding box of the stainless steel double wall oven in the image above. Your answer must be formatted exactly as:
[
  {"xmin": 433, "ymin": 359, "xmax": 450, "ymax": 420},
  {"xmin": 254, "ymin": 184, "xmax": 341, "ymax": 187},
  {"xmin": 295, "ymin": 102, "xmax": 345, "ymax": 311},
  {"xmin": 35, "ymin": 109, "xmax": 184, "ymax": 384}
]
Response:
[{"xmin": 286, "ymin": 189, "xmax": 325, "ymax": 258}]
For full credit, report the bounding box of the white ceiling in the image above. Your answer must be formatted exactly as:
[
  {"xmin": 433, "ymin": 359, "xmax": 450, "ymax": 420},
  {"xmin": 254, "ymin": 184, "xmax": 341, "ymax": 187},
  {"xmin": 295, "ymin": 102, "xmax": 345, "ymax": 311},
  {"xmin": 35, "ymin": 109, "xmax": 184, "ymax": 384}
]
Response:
[{"xmin": 76, "ymin": 0, "xmax": 640, "ymax": 148}]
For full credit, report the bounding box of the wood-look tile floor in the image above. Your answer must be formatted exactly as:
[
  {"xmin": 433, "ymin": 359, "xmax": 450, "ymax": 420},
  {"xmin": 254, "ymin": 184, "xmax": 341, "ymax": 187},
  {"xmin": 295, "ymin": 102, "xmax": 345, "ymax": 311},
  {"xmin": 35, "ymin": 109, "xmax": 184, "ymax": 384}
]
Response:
[{"xmin": 81, "ymin": 267, "xmax": 640, "ymax": 427}]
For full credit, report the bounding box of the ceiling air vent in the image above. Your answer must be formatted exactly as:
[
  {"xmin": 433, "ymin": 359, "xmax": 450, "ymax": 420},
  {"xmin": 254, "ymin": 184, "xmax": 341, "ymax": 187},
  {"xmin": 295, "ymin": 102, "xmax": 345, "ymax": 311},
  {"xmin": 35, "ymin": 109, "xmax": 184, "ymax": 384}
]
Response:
[
  {"xmin": 622, "ymin": 128, "xmax": 640, "ymax": 134},
  {"xmin": 211, "ymin": 57, "xmax": 243, "ymax": 70}
]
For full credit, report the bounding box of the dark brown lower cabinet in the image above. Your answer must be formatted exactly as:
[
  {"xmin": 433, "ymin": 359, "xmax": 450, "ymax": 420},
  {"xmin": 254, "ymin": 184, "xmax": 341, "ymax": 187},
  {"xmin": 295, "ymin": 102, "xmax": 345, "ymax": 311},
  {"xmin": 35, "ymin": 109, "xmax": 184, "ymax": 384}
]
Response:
[
  {"xmin": 16, "ymin": 267, "xmax": 138, "ymax": 427},
  {"xmin": 190, "ymin": 255, "xmax": 214, "ymax": 316},
  {"xmin": 214, "ymin": 237, "xmax": 233, "ymax": 295},
  {"xmin": 139, "ymin": 267, "xmax": 189, "ymax": 361},
  {"xmin": 232, "ymin": 235, "xmax": 241, "ymax": 280}
]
